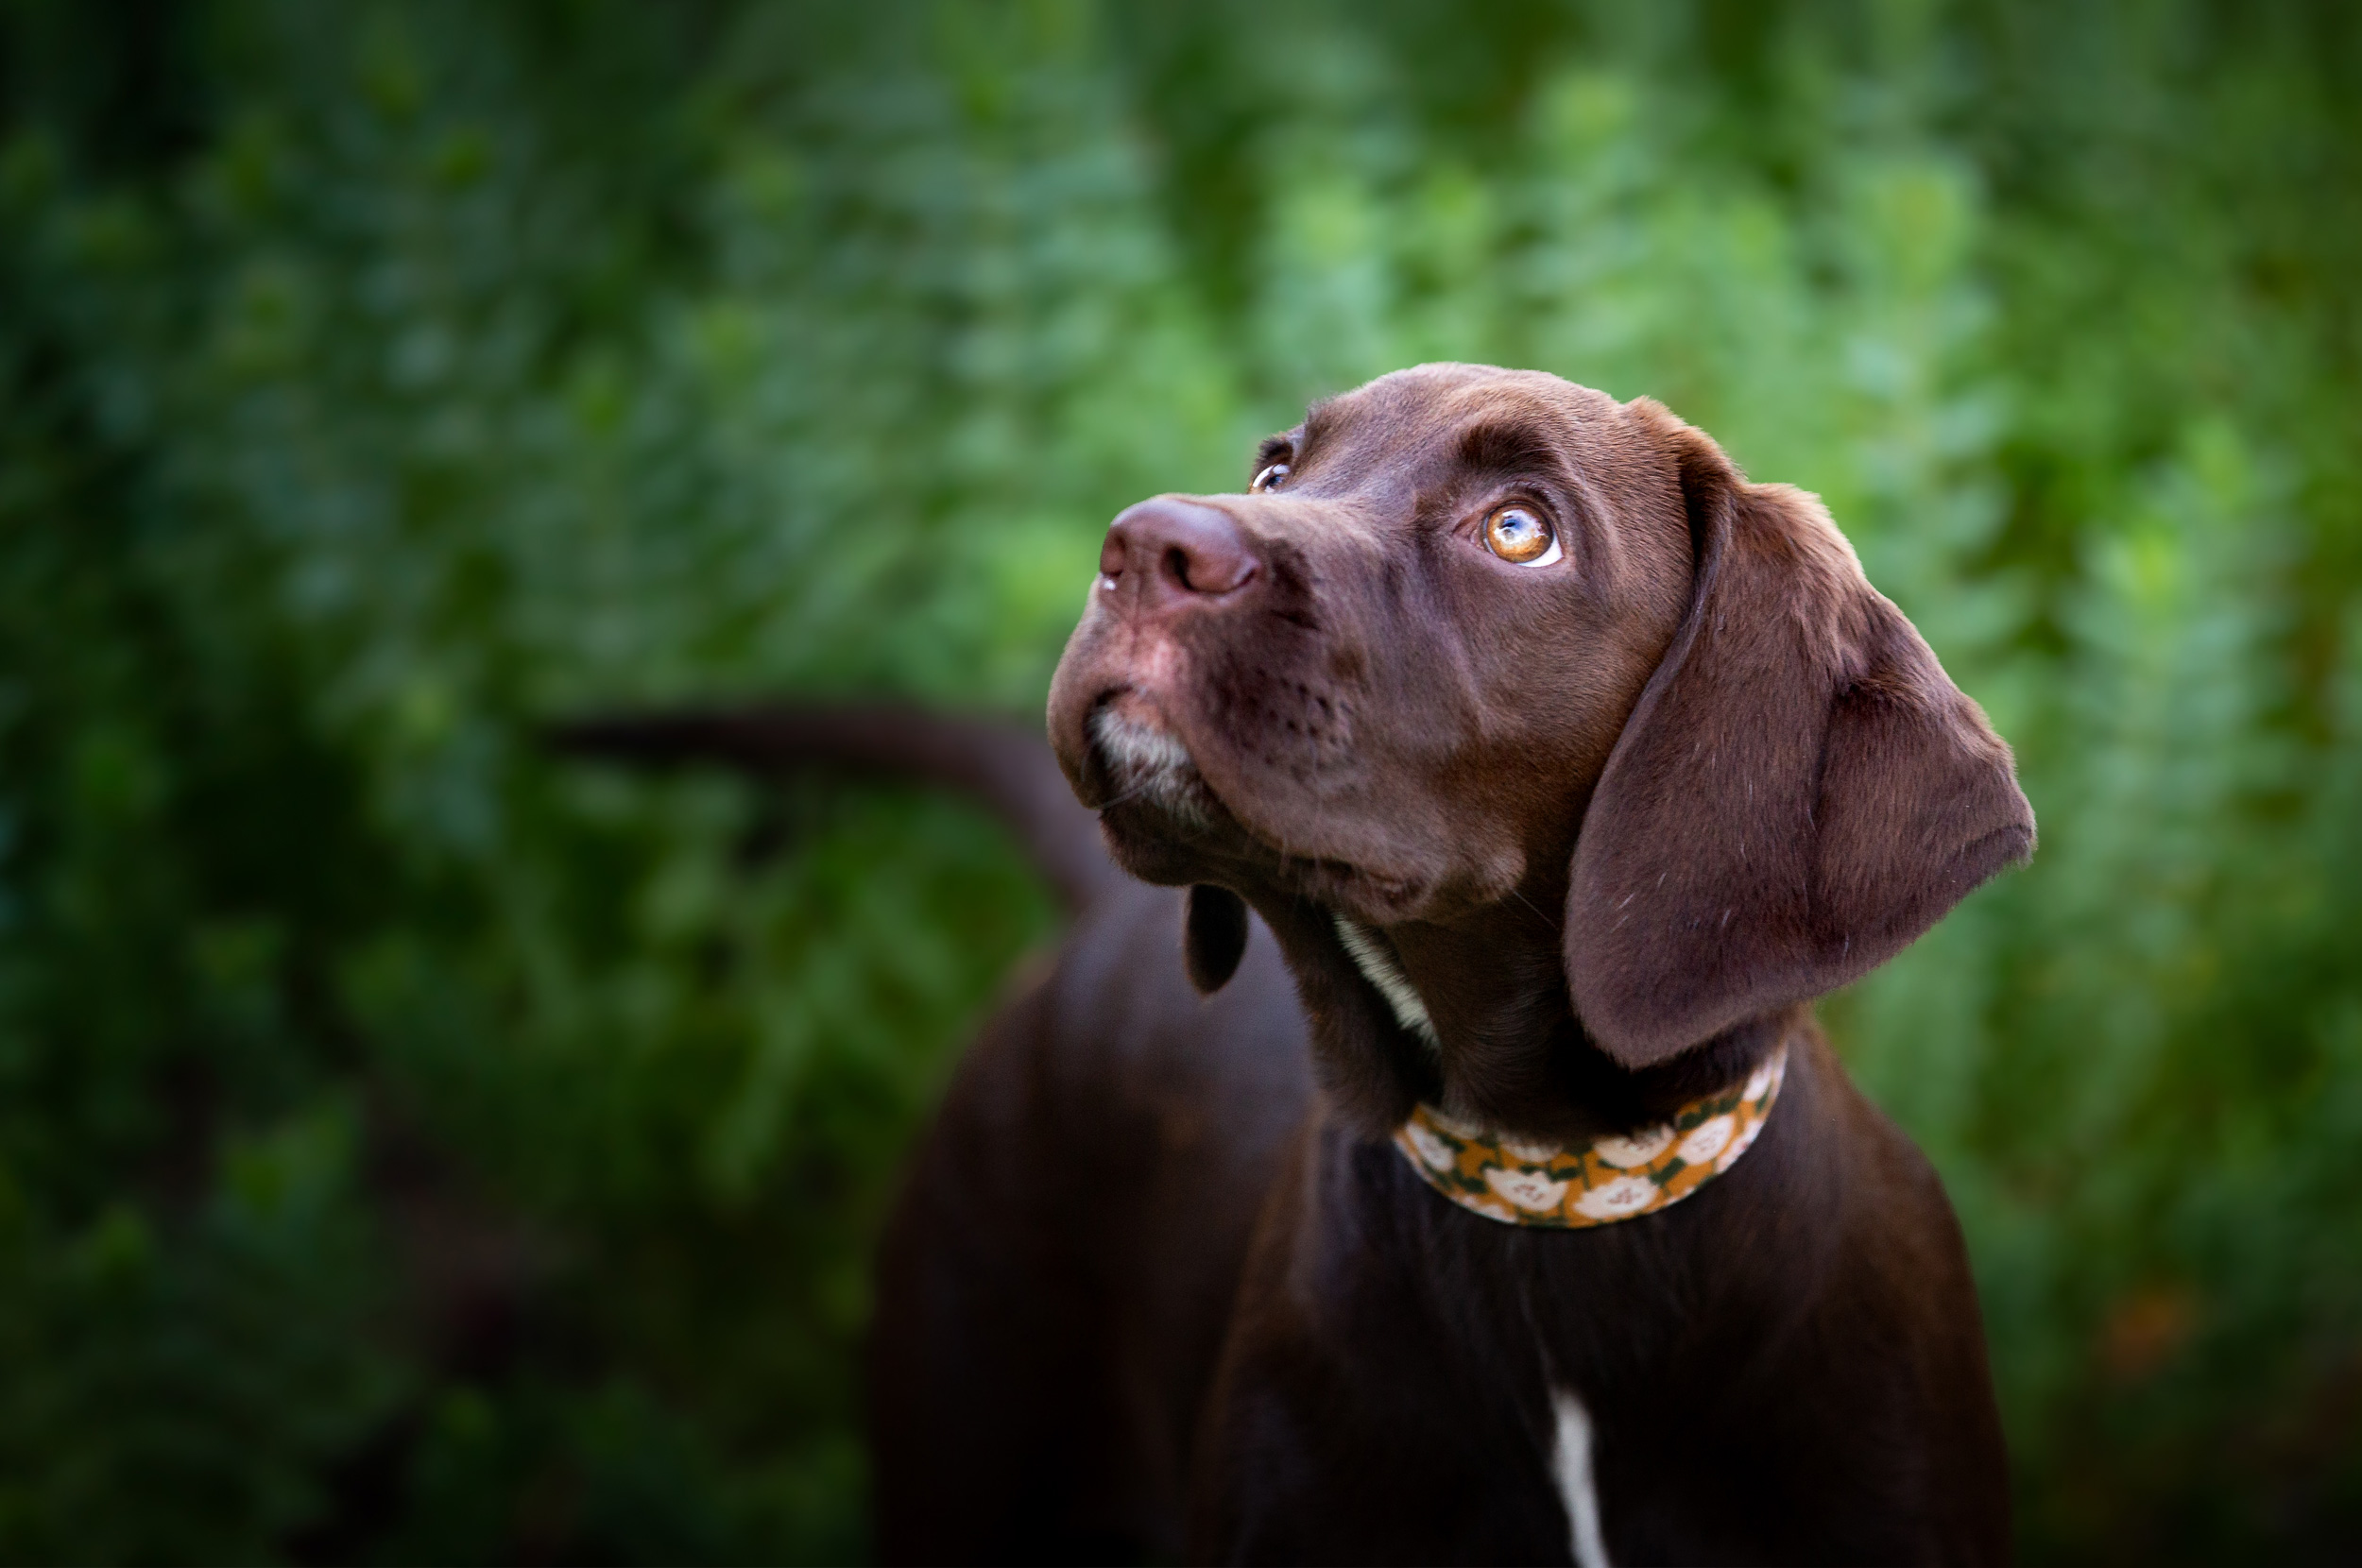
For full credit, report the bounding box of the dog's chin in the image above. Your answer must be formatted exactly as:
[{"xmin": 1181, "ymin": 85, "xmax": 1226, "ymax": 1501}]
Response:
[
  {"xmin": 1084, "ymin": 707, "xmax": 1450, "ymax": 922},
  {"xmin": 1086, "ymin": 707, "xmax": 1216, "ymax": 820},
  {"xmin": 1098, "ymin": 801, "xmax": 1430, "ymax": 924},
  {"xmin": 1094, "ymin": 798, "xmax": 1225, "ymax": 886},
  {"xmin": 1096, "ymin": 796, "xmax": 1437, "ymax": 927},
  {"xmin": 1083, "ymin": 707, "xmax": 1228, "ymax": 882}
]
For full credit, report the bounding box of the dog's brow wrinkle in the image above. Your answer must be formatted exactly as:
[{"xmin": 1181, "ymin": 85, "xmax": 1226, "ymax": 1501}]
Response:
[
  {"xmin": 1300, "ymin": 399, "xmax": 1345, "ymax": 451},
  {"xmin": 1456, "ymin": 416, "xmax": 1565, "ymax": 475}
]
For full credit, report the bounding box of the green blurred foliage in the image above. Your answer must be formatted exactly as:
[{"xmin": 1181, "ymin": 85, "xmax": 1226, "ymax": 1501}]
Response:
[{"xmin": 2, "ymin": 0, "xmax": 2358, "ymax": 1559}]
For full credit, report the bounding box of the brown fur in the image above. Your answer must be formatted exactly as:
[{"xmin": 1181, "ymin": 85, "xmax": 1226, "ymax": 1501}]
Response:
[
  {"xmin": 1565, "ymin": 404, "xmax": 2030, "ymax": 1067},
  {"xmin": 563, "ymin": 364, "xmax": 2031, "ymax": 1563}
]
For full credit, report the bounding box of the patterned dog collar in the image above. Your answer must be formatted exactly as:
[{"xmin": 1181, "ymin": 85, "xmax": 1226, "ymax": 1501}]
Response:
[{"xmin": 1393, "ymin": 1042, "xmax": 1789, "ymax": 1228}]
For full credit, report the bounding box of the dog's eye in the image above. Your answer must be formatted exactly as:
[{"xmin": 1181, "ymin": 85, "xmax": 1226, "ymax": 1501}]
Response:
[
  {"xmin": 1483, "ymin": 504, "xmax": 1560, "ymax": 566},
  {"xmin": 1251, "ymin": 463, "xmax": 1291, "ymax": 493}
]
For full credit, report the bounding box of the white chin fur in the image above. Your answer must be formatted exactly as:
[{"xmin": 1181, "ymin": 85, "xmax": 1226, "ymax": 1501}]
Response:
[{"xmin": 1089, "ymin": 708, "xmax": 1210, "ymax": 827}]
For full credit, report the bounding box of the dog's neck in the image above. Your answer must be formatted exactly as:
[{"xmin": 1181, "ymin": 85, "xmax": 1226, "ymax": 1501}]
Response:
[
  {"xmin": 1330, "ymin": 915, "xmax": 1441, "ymax": 1048},
  {"xmin": 1272, "ymin": 894, "xmax": 1789, "ymax": 1144}
]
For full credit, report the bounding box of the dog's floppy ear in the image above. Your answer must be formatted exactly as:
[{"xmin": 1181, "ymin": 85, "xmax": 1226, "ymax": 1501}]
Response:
[
  {"xmin": 1183, "ymin": 883, "xmax": 1250, "ymax": 994},
  {"xmin": 1565, "ymin": 403, "xmax": 2034, "ymax": 1067}
]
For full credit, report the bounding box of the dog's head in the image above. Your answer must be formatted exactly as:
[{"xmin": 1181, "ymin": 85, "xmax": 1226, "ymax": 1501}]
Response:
[{"xmin": 1049, "ymin": 364, "xmax": 2030, "ymax": 1121}]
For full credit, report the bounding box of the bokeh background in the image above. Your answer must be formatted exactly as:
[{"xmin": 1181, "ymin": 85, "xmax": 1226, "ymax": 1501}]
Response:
[{"xmin": 4, "ymin": 0, "xmax": 2360, "ymax": 1560}]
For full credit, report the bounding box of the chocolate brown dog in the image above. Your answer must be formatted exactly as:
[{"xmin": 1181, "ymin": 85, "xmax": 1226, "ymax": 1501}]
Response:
[{"xmin": 565, "ymin": 364, "xmax": 2031, "ymax": 1564}]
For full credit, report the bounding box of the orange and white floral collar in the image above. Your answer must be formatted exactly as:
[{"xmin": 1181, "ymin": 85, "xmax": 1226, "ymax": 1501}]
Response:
[{"xmin": 1393, "ymin": 1042, "xmax": 1789, "ymax": 1228}]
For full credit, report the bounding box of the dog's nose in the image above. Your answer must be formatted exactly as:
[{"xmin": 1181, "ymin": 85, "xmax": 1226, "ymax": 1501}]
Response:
[{"xmin": 1100, "ymin": 498, "xmax": 1259, "ymax": 610}]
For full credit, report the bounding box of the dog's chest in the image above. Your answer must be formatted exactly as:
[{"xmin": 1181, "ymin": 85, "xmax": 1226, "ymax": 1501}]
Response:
[{"xmin": 1549, "ymin": 1386, "xmax": 1612, "ymax": 1568}]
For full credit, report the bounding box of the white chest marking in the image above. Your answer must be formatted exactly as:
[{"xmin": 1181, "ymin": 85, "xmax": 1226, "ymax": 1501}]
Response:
[
  {"xmin": 1331, "ymin": 914, "xmax": 1440, "ymax": 1051},
  {"xmin": 1551, "ymin": 1386, "xmax": 1612, "ymax": 1568}
]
